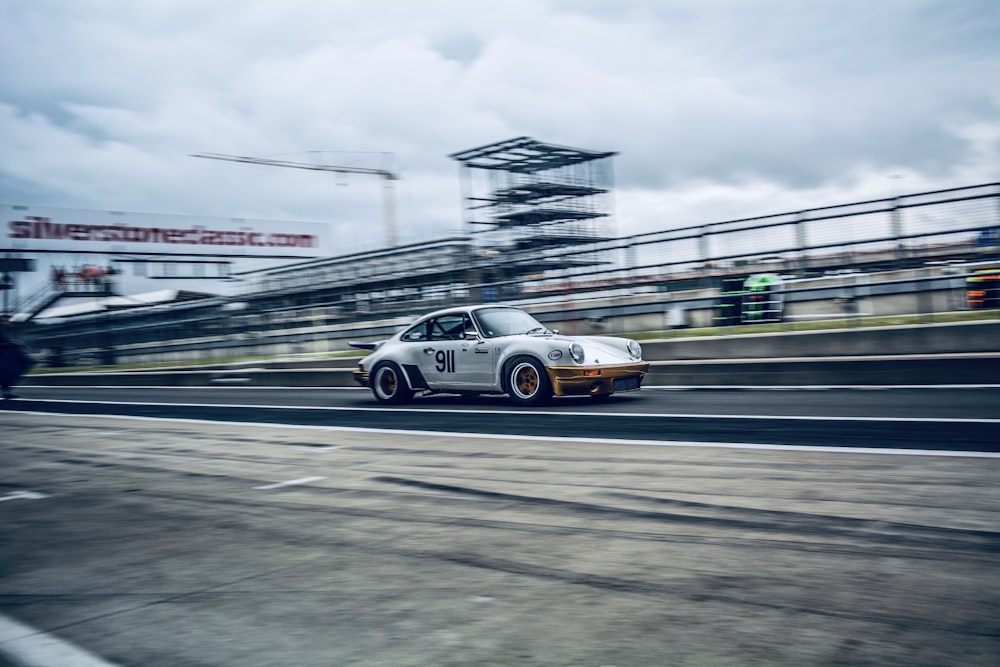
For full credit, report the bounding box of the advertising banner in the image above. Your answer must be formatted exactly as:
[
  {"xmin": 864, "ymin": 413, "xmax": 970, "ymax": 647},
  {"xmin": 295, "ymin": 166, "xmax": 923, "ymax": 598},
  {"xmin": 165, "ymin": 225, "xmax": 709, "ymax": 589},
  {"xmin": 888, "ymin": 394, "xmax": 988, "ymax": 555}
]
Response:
[{"xmin": 1, "ymin": 205, "xmax": 330, "ymax": 259}]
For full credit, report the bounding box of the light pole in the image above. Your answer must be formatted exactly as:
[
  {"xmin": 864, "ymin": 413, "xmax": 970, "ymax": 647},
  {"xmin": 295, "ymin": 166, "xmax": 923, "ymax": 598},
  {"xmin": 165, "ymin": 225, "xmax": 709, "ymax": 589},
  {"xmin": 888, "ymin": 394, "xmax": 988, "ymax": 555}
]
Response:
[
  {"xmin": 888, "ymin": 174, "xmax": 907, "ymax": 267},
  {"xmin": 888, "ymin": 173, "xmax": 906, "ymax": 200}
]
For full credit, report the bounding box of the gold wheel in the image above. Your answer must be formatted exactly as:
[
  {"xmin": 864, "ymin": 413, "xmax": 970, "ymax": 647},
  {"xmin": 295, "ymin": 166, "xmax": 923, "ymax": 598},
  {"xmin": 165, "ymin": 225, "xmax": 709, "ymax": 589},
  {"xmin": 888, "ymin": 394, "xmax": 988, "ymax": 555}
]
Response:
[
  {"xmin": 371, "ymin": 362, "xmax": 413, "ymax": 404},
  {"xmin": 515, "ymin": 365, "xmax": 539, "ymax": 396},
  {"xmin": 379, "ymin": 369, "xmax": 397, "ymax": 395},
  {"xmin": 507, "ymin": 357, "xmax": 551, "ymax": 405}
]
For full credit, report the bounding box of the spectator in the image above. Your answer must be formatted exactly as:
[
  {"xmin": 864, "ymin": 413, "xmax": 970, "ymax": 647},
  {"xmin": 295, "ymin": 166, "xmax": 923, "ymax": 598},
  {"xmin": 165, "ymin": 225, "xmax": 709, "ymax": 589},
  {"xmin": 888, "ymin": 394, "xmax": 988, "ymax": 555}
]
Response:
[{"xmin": 51, "ymin": 266, "xmax": 67, "ymax": 290}]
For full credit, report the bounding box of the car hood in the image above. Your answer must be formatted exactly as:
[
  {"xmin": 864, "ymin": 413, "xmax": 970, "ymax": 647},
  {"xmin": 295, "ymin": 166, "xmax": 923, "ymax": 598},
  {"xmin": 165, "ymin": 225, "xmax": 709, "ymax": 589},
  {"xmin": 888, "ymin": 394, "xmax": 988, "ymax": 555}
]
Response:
[{"xmin": 548, "ymin": 334, "xmax": 635, "ymax": 363}]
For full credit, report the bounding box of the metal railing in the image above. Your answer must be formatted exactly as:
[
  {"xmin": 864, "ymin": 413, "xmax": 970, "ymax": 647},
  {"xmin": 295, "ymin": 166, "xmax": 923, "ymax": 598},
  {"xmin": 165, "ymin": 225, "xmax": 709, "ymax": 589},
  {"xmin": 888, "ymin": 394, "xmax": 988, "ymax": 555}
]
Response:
[
  {"xmin": 514, "ymin": 182, "xmax": 1000, "ymax": 293},
  {"xmin": 236, "ymin": 182, "xmax": 999, "ymax": 318}
]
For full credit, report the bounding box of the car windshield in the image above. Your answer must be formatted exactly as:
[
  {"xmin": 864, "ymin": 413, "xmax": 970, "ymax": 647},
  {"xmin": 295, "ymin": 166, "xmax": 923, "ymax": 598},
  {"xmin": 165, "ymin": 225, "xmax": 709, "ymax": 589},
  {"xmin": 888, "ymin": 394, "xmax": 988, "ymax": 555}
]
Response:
[{"xmin": 473, "ymin": 307, "xmax": 550, "ymax": 338}]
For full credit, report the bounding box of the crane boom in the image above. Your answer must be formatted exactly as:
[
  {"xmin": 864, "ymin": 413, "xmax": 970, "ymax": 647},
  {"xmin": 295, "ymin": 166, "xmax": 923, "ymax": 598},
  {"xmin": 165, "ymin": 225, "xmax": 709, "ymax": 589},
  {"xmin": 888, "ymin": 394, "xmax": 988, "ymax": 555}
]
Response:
[{"xmin": 191, "ymin": 152, "xmax": 400, "ymax": 247}]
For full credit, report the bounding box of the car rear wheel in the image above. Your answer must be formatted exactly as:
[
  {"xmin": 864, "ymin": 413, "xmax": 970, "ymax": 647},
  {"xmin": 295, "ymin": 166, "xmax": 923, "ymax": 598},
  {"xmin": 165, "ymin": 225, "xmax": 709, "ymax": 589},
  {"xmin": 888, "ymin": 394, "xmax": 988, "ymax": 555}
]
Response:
[
  {"xmin": 371, "ymin": 361, "xmax": 413, "ymax": 404},
  {"xmin": 506, "ymin": 356, "xmax": 551, "ymax": 406}
]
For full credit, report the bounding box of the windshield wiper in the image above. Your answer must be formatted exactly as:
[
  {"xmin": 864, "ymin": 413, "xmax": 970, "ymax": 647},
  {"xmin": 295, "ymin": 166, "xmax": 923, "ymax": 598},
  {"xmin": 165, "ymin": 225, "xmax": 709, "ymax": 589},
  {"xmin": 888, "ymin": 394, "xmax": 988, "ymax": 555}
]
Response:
[{"xmin": 525, "ymin": 326, "xmax": 550, "ymax": 335}]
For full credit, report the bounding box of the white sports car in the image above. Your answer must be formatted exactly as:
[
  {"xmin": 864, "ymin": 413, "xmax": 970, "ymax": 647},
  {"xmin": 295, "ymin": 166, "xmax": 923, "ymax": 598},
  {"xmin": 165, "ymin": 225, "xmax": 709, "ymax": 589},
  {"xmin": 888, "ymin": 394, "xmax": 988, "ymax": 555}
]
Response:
[{"xmin": 350, "ymin": 304, "xmax": 649, "ymax": 405}]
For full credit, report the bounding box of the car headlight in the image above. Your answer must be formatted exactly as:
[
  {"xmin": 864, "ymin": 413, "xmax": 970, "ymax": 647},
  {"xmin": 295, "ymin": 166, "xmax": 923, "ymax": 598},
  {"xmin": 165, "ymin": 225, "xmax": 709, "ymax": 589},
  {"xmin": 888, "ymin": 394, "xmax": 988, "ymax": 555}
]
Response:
[
  {"xmin": 627, "ymin": 340, "xmax": 642, "ymax": 360},
  {"xmin": 570, "ymin": 342, "xmax": 585, "ymax": 364}
]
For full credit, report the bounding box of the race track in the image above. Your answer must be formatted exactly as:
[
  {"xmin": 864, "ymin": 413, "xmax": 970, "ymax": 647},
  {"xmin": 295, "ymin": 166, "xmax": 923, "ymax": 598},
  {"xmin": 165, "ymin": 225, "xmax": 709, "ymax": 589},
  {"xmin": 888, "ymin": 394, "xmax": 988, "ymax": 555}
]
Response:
[{"xmin": 1, "ymin": 386, "xmax": 998, "ymax": 666}]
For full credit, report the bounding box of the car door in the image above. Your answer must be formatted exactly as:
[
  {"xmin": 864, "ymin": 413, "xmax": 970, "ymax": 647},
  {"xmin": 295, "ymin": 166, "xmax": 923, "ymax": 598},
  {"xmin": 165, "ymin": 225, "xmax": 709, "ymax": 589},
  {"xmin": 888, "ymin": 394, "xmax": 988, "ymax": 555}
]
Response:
[{"xmin": 418, "ymin": 313, "xmax": 494, "ymax": 390}]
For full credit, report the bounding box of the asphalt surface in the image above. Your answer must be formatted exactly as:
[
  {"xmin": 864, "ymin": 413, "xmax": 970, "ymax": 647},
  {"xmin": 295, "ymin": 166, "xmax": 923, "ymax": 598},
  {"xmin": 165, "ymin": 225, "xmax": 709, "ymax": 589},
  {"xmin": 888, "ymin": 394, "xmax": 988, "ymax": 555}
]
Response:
[
  {"xmin": 2, "ymin": 385, "xmax": 999, "ymax": 452},
  {"xmin": 1, "ymin": 386, "xmax": 999, "ymax": 666},
  {"xmin": 10, "ymin": 384, "xmax": 1000, "ymax": 418}
]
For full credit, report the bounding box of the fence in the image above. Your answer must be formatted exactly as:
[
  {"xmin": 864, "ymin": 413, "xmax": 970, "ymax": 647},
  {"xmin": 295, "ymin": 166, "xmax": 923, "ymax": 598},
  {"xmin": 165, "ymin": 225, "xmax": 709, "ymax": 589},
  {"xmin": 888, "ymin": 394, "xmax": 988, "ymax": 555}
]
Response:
[
  {"xmin": 493, "ymin": 182, "xmax": 1000, "ymax": 300},
  {"xmin": 231, "ymin": 183, "xmax": 999, "ymax": 319}
]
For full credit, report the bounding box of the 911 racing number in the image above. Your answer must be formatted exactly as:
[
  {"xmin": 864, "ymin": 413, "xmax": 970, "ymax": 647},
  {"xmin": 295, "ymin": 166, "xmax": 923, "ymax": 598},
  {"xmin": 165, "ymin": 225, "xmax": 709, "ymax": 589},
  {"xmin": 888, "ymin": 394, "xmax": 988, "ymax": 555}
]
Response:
[{"xmin": 435, "ymin": 349, "xmax": 456, "ymax": 373}]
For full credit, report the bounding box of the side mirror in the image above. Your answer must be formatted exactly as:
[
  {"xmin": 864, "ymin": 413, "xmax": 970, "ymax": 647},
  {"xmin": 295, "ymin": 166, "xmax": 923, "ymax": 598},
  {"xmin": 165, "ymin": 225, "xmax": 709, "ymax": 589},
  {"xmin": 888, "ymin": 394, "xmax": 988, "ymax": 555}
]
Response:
[{"xmin": 464, "ymin": 331, "xmax": 481, "ymax": 341}]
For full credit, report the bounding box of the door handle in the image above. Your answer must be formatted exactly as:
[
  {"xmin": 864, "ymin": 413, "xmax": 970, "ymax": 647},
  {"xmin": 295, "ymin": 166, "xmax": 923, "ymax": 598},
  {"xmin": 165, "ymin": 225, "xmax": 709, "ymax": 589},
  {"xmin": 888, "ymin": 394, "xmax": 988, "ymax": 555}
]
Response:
[{"xmin": 423, "ymin": 347, "xmax": 435, "ymax": 354}]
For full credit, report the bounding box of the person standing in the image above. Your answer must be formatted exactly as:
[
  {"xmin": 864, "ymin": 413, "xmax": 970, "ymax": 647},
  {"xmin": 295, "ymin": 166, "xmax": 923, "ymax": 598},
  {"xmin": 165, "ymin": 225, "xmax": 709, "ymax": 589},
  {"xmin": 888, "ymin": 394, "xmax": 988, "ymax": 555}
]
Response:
[{"xmin": 0, "ymin": 315, "xmax": 35, "ymax": 399}]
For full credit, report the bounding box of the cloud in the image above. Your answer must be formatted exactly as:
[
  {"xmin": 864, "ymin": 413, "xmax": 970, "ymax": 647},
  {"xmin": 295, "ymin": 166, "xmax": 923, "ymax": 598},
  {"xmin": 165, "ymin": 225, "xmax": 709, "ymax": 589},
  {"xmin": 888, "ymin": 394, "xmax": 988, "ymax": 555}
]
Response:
[{"xmin": 1, "ymin": 0, "xmax": 998, "ymax": 298}]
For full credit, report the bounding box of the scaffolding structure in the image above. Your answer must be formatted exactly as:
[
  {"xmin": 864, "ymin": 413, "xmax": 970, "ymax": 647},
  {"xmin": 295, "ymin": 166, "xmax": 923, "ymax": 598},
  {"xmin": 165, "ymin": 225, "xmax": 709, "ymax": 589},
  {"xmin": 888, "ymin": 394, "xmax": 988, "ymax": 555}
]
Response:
[{"xmin": 449, "ymin": 137, "xmax": 617, "ymax": 252}]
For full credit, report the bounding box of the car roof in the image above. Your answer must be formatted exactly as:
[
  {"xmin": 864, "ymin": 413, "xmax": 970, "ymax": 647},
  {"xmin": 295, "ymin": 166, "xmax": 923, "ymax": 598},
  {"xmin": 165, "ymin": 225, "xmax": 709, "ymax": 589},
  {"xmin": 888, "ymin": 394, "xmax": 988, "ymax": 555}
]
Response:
[{"xmin": 415, "ymin": 304, "xmax": 524, "ymax": 320}]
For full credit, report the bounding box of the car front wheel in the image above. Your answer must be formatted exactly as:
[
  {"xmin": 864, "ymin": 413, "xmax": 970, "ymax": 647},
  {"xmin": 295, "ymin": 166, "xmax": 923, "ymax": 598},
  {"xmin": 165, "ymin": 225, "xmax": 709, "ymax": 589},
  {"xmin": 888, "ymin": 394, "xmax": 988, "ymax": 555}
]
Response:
[
  {"xmin": 506, "ymin": 356, "xmax": 551, "ymax": 406},
  {"xmin": 371, "ymin": 361, "xmax": 414, "ymax": 404}
]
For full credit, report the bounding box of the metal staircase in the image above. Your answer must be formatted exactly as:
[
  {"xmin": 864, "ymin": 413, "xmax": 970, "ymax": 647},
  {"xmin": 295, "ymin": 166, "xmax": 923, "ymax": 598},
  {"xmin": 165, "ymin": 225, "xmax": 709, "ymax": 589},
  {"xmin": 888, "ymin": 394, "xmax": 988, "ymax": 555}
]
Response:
[{"xmin": 15, "ymin": 279, "xmax": 117, "ymax": 322}]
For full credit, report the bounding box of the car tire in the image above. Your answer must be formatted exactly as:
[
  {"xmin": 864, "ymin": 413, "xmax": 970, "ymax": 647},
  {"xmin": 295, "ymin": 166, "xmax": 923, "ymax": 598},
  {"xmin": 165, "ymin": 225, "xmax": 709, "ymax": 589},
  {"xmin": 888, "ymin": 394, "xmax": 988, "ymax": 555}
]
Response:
[
  {"xmin": 371, "ymin": 361, "xmax": 414, "ymax": 404},
  {"xmin": 505, "ymin": 356, "xmax": 551, "ymax": 406}
]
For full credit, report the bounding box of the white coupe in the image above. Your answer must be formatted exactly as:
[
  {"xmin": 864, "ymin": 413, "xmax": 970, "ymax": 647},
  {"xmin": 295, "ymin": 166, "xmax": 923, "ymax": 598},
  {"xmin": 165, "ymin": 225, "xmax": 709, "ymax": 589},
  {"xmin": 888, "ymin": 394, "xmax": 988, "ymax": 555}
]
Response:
[{"xmin": 351, "ymin": 305, "xmax": 649, "ymax": 405}]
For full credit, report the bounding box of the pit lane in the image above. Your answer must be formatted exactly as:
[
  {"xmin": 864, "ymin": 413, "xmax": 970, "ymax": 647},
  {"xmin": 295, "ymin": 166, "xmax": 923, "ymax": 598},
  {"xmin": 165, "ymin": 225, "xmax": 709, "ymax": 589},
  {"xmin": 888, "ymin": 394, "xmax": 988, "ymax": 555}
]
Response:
[
  {"xmin": 3, "ymin": 385, "xmax": 999, "ymax": 453},
  {"xmin": 1, "ymin": 410, "xmax": 998, "ymax": 667}
]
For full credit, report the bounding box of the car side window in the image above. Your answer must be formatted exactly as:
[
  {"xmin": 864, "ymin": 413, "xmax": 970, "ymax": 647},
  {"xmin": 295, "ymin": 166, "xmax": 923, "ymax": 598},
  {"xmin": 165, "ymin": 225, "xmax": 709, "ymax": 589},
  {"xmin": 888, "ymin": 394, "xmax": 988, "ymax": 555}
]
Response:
[
  {"xmin": 428, "ymin": 314, "xmax": 468, "ymax": 341},
  {"xmin": 401, "ymin": 321, "xmax": 429, "ymax": 342}
]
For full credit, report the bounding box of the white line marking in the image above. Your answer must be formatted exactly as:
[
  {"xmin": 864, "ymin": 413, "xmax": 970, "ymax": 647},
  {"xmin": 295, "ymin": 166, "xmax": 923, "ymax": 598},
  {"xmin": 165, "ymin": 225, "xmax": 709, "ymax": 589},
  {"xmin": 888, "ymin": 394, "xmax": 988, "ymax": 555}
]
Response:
[
  {"xmin": 645, "ymin": 384, "xmax": 1000, "ymax": 390},
  {"xmin": 22, "ymin": 384, "xmax": 1000, "ymax": 390},
  {"xmin": 4, "ymin": 409, "xmax": 998, "ymax": 458},
  {"xmin": 254, "ymin": 476, "xmax": 326, "ymax": 490},
  {"xmin": 0, "ymin": 612, "xmax": 121, "ymax": 666},
  {"xmin": 0, "ymin": 491, "xmax": 48, "ymax": 502},
  {"xmin": 8, "ymin": 397, "xmax": 1000, "ymax": 423},
  {"xmin": 23, "ymin": 385, "xmax": 368, "ymax": 390}
]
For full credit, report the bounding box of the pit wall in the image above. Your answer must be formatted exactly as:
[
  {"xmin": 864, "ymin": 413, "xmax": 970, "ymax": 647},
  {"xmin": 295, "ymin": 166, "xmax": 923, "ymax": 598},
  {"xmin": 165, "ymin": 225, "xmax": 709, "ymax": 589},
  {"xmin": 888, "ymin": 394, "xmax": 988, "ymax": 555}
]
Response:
[
  {"xmin": 68, "ymin": 266, "xmax": 994, "ymax": 366},
  {"xmin": 25, "ymin": 321, "xmax": 1000, "ymax": 389}
]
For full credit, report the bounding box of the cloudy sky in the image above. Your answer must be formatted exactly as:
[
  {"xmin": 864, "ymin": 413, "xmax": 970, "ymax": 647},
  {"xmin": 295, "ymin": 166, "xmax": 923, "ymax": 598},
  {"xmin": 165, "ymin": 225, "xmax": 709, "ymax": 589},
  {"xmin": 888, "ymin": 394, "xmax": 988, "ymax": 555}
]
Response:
[{"xmin": 2, "ymin": 0, "xmax": 999, "ymax": 294}]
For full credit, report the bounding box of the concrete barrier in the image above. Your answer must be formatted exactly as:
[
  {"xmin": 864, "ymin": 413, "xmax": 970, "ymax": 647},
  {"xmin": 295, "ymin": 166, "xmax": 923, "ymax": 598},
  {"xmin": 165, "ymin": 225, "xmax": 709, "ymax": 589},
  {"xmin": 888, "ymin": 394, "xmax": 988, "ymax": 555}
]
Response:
[
  {"xmin": 646, "ymin": 353, "xmax": 1000, "ymax": 386},
  {"xmin": 22, "ymin": 353, "xmax": 1000, "ymax": 389},
  {"xmin": 22, "ymin": 368, "xmax": 344, "ymax": 388},
  {"xmin": 641, "ymin": 320, "xmax": 1000, "ymax": 360},
  {"xmin": 21, "ymin": 321, "xmax": 1000, "ymax": 389}
]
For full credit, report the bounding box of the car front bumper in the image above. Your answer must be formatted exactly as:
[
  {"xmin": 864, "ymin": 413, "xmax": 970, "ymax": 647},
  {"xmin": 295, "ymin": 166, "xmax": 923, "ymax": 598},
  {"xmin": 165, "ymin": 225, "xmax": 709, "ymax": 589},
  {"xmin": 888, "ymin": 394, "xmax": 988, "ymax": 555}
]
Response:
[{"xmin": 545, "ymin": 362, "xmax": 650, "ymax": 397}]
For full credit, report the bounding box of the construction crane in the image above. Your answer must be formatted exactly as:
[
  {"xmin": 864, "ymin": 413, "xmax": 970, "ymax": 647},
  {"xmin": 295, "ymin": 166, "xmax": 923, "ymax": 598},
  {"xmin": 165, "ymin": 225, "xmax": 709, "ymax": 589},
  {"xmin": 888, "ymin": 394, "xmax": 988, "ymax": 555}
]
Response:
[{"xmin": 191, "ymin": 152, "xmax": 400, "ymax": 247}]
